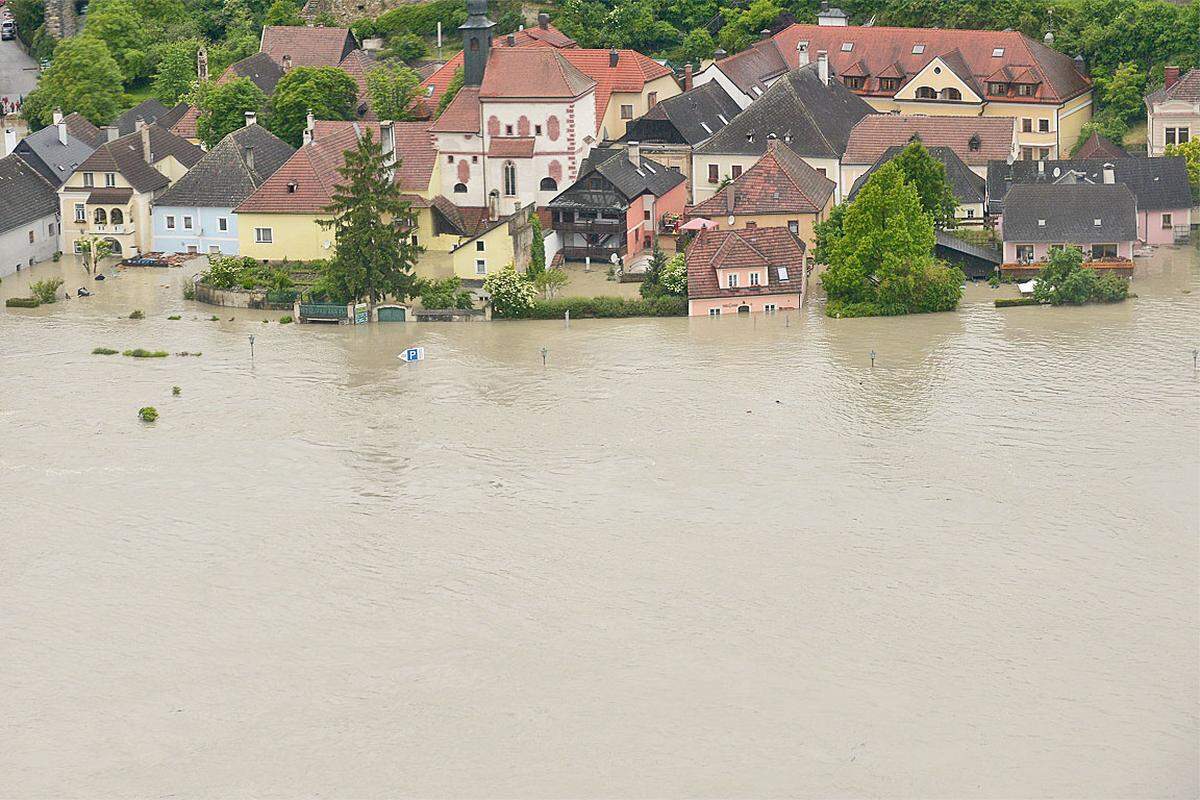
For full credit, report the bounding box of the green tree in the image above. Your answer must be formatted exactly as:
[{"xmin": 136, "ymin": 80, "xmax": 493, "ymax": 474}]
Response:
[
  {"xmin": 77, "ymin": 236, "xmax": 115, "ymax": 274},
  {"xmin": 262, "ymin": 0, "xmax": 304, "ymax": 27},
  {"xmin": 1165, "ymin": 140, "xmax": 1200, "ymax": 203},
  {"xmin": 718, "ymin": 0, "xmax": 782, "ymax": 54},
  {"xmin": 382, "ymin": 32, "xmax": 428, "ymax": 63},
  {"xmin": 1071, "ymin": 112, "xmax": 1129, "ymax": 155},
  {"xmin": 196, "ymin": 77, "xmax": 267, "ymax": 148},
  {"xmin": 268, "ymin": 66, "xmax": 358, "ymax": 147},
  {"xmin": 81, "ymin": 0, "xmax": 149, "ymax": 84},
  {"xmin": 820, "ymin": 161, "xmax": 962, "ymax": 317},
  {"xmin": 601, "ymin": 0, "xmax": 680, "ymax": 52},
  {"xmin": 533, "ymin": 268, "xmax": 569, "ymax": 299},
  {"xmin": 660, "ymin": 252, "xmax": 688, "ymax": 296},
  {"xmin": 151, "ymin": 40, "xmax": 199, "ymax": 105},
  {"xmin": 436, "ymin": 67, "xmax": 465, "ymax": 116},
  {"xmin": 482, "ymin": 266, "xmax": 537, "ymax": 317},
  {"xmin": 1033, "ymin": 247, "xmax": 1129, "ymax": 306},
  {"xmin": 677, "ymin": 28, "xmax": 716, "ymax": 63},
  {"xmin": 22, "ymin": 37, "xmax": 125, "ymax": 128},
  {"xmin": 418, "ymin": 276, "xmax": 474, "ymax": 309},
  {"xmin": 364, "ymin": 63, "xmax": 421, "ymax": 121},
  {"xmin": 1095, "ymin": 61, "xmax": 1146, "ymax": 124},
  {"xmin": 527, "ymin": 214, "xmax": 546, "ymax": 277},
  {"xmin": 553, "ymin": 0, "xmax": 607, "ymax": 48},
  {"xmin": 812, "ymin": 202, "xmax": 846, "ymax": 266},
  {"xmin": 890, "ymin": 139, "xmax": 959, "ymax": 229},
  {"xmin": 318, "ymin": 131, "xmax": 421, "ymax": 305},
  {"xmin": 640, "ymin": 246, "xmax": 669, "ymax": 297}
]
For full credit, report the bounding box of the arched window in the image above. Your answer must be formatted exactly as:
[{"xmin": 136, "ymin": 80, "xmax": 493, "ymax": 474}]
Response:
[
  {"xmin": 110, "ymin": 208, "xmax": 124, "ymax": 225},
  {"xmin": 539, "ymin": 176, "xmax": 557, "ymax": 191},
  {"xmin": 93, "ymin": 207, "xmax": 107, "ymax": 224},
  {"xmin": 503, "ymin": 161, "xmax": 517, "ymax": 196},
  {"xmin": 453, "ymin": 182, "xmax": 468, "ymax": 193},
  {"xmin": 915, "ymin": 86, "xmax": 937, "ymax": 99},
  {"xmin": 940, "ymin": 87, "xmax": 962, "ymax": 101},
  {"xmin": 469, "ymin": 37, "xmax": 479, "ymax": 52}
]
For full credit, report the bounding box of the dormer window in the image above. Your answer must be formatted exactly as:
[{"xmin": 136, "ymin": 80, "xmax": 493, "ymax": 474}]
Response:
[
  {"xmin": 844, "ymin": 76, "xmax": 865, "ymax": 90},
  {"xmin": 988, "ymin": 82, "xmax": 1008, "ymax": 95},
  {"xmin": 1016, "ymin": 83, "xmax": 1035, "ymax": 96},
  {"xmin": 840, "ymin": 42, "xmax": 853, "ymax": 51},
  {"xmin": 1037, "ymin": 219, "xmax": 1046, "ymax": 227},
  {"xmin": 287, "ymin": 182, "xmax": 297, "ymax": 193},
  {"xmin": 777, "ymin": 266, "xmax": 789, "ymax": 281},
  {"xmin": 746, "ymin": 133, "xmax": 754, "ymax": 143},
  {"xmin": 968, "ymin": 133, "xmax": 981, "ymax": 151},
  {"xmin": 1093, "ymin": 218, "xmax": 1102, "ymax": 226},
  {"xmin": 991, "ymin": 47, "xmax": 1004, "ymax": 57},
  {"xmin": 912, "ymin": 44, "xmax": 925, "ymax": 54},
  {"xmin": 879, "ymin": 77, "xmax": 900, "ymax": 92}
]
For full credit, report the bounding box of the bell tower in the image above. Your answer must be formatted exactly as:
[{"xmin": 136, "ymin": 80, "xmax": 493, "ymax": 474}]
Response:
[{"xmin": 460, "ymin": 0, "xmax": 495, "ymax": 87}]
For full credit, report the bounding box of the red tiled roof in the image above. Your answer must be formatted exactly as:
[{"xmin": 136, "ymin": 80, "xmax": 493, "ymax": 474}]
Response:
[
  {"xmin": 235, "ymin": 119, "xmax": 436, "ymax": 213},
  {"xmin": 338, "ymin": 49, "xmax": 378, "ymax": 121},
  {"xmin": 558, "ymin": 49, "xmax": 674, "ymax": 125},
  {"xmin": 842, "ymin": 115, "xmax": 1015, "ymax": 167},
  {"xmin": 488, "ymin": 137, "xmax": 535, "ymax": 158},
  {"xmin": 724, "ymin": 24, "xmax": 1090, "ymax": 105},
  {"xmin": 686, "ymin": 227, "xmax": 806, "ymax": 300},
  {"xmin": 429, "ymin": 87, "xmax": 482, "ymax": 133},
  {"xmin": 480, "ymin": 49, "xmax": 595, "ymax": 99},
  {"xmin": 260, "ymin": 25, "xmax": 356, "ymax": 68},
  {"xmin": 1074, "ymin": 131, "xmax": 1129, "ymax": 160},
  {"xmin": 690, "ymin": 141, "xmax": 834, "ymax": 217},
  {"xmin": 169, "ymin": 105, "xmax": 200, "ymax": 140}
]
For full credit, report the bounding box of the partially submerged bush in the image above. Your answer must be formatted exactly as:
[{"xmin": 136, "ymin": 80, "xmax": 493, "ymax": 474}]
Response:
[
  {"xmin": 172, "ymin": 386, "xmax": 181, "ymax": 396},
  {"xmin": 138, "ymin": 406, "xmax": 159, "ymax": 422},
  {"xmin": 167, "ymin": 315, "xmax": 181, "ymax": 320},
  {"xmin": 5, "ymin": 297, "xmax": 40, "ymax": 308},
  {"xmin": 516, "ymin": 295, "xmax": 688, "ymax": 319},
  {"xmin": 279, "ymin": 314, "xmax": 293, "ymax": 324},
  {"xmin": 123, "ymin": 348, "xmax": 169, "ymax": 358},
  {"xmin": 129, "ymin": 310, "xmax": 145, "ymax": 319},
  {"xmin": 995, "ymin": 297, "xmax": 1042, "ymax": 308},
  {"xmin": 30, "ymin": 278, "xmax": 64, "ymax": 304},
  {"xmin": 92, "ymin": 346, "xmax": 119, "ymax": 355}
]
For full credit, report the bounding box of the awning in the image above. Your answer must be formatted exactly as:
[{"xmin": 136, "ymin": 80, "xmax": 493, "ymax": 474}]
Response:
[
  {"xmin": 86, "ymin": 187, "xmax": 134, "ymax": 204},
  {"xmin": 680, "ymin": 217, "xmax": 716, "ymax": 231}
]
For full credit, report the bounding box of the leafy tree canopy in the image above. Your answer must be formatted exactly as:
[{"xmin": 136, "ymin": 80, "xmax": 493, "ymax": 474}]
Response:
[
  {"xmin": 1165, "ymin": 140, "xmax": 1200, "ymax": 203},
  {"xmin": 22, "ymin": 36, "xmax": 125, "ymax": 128},
  {"xmin": 151, "ymin": 39, "xmax": 200, "ymax": 105},
  {"xmin": 81, "ymin": 0, "xmax": 150, "ymax": 85},
  {"xmin": 196, "ymin": 77, "xmax": 267, "ymax": 148},
  {"xmin": 364, "ymin": 63, "xmax": 421, "ymax": 121},
  {"xmin": 890, "ymin": 139, "xmax": 959, "ymax": 229},
  {"xmin": 262, "ymin": 0, "xmax": 304, "ymax": 27},
  {"xmin": 268, "ymin": 66, "xmax": 358, "ymax": 147}
]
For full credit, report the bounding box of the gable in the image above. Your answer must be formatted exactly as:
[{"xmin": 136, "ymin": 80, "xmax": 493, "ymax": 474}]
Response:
[{"xmin": 893, "ymin": 56, "xmax": 983, "ymax": 103}]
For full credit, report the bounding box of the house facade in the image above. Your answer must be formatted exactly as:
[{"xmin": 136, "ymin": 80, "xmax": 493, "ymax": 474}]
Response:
[
  {"xmin": 1000, "ymin": 183, "xmax": 1137, "ymax": 264},
  {"xmin": 548, "ymin": 145, "xmax": 687, "ymax": 263},
  {"xmin": 1144, "ymin": 67, "xmax": 1199, "ymax": 157},
  {"xmin": 58, "ymin": 123, "xmax": 203, "ymax": 258},
  {"xmin": 694, "ymin": 23, "xmax": 1093, "ymax": 159},
  {"xmin": 685, "ymin": 226, "xmax": 807, "ymax": 316},
  {"xmin": 0, "ymin": 154, "xmax": 60, "ymax": 277},
  {"xmin": 415, "ymin": 196, "xmax": 537, "ymax": 279},
  {"xmin": 12, "ymin": 110, "xmax": 99, "ymax": 188},
  {"xmin": 152, "ymin": 119, "xmax": 294, "ymax": 255}
]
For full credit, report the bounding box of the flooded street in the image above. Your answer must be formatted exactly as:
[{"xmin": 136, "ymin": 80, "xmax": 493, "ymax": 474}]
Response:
[{"xmin": 1, "ymin": 248, "xmax": 1198, "ymax": 798}]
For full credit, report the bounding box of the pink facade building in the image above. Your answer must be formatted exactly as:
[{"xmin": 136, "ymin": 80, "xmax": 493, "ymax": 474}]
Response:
[
  {"xmin": 685, "ymin": 227, "xmax": 808, "ymax": 316},
  {"xmin": 1000, "ymin": 183, "xmax": 1137, "ymax": 264}
]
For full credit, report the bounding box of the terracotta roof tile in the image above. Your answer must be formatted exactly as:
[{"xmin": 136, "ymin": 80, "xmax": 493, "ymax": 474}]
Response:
[
  {"xmin": 686, "ymin": 227, "xmax": 806, "ymax": 299},
  {"xmin": 260, "ymin": 25, "xmax": 356, "ymax": 68},
  {"xmin": 480, "ymin": 49, "xmax": 595, "ymax": 99},
  {"xmin": 1073, "ymin": 131, "xmax": 1129, "ymax": 160},
  {"xmin": 1145, "ymin": 68, "xmax": 1200, "ymax": 105},
  {"xmin": 691, "ymin": 141, "xmax": 835, "ymax": 217},
  {"xmin": 169, "ymin": 105, "xmax": 200, "ymax": 140},
  {"xmin": 488, "ymin": 137, "xmax": 535, "ymax": 157},
  {"xmin": 429, "ymin": 87, "xmax": 481, "ymax": 133},
  {"xmin": 558, "ymin": 49, "xmax": 673, "ymax": 125},
  {"xmin": 843, "ymin": 115, "xmax": 1015, "ymax": 166}
]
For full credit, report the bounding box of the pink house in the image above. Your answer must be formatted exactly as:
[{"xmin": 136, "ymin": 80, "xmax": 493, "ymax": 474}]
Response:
[
  {"xmin": 1000, "ymin": 183, "xmax": 1137, "ymax": 264},
  {"xmin": 686, "ymin": 227, "xmax": 808, "ymax": 316}
]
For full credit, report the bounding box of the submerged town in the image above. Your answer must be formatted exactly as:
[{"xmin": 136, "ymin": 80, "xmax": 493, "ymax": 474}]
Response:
[{"xmin": 0, "ymin": 0, "xmax": 1196, "ymax": 320}]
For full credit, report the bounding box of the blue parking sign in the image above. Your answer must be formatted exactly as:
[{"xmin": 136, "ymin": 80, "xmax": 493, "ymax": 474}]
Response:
[{"xmin": 400, "ymin": 347, "xmax": 425, "ymax": 363}]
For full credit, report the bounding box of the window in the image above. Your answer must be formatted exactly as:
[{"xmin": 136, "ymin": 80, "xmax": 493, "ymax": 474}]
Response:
[
  {"xmin": 621, "ymin": 104, "xmax": 634, "ymax": 119},
  {"xmin": 535, "ymin": 124, "xmax": 542, "ymax": 135},
  {"xmin": 28, "ymin": 230, "xmax": 34, "ymax": 244},
  {"xmin": 749, "ymin": 272, "xmax": 760, "ymax": 286},
  {"xmin": 643, "ymin": 209, "xmax": 651, "ymax": 221},
  {"xmin": 110, "ymin": 208, "xmax": 123, "ymax": 225},
  {"xmin": 763, "ymin": 303, "xmax": 776, "ymax": 313},
  {"xmin": 1022, "ymin": 118, "xmax": 1033, "ymax": 132},
  {"xmin": 471, "ymin": 155, "xmax": 478, "ymax": 163},
  {"xmin": 991, "ymin": 47, "xmax": 1004, "ymax": 57},
  {"xmin": 287, "ymin": 182, "xmax": 297, "ymax": 193},
  {"xmin": 880, "ymin": 77, "xmax": 901, "ymax": 92},
  {"xmin": 453, "ymin": 182, "xmax": 468, "ymax": 193},
  {"xmin": 539, "ymin": 176, "xmax": 557, "ymax": 191},
  {"xmin": 840, "ymin": 42, "xmax": 853, "ymax": 51},
  {"xmin": 744, "ymin": 220, "xmax": 757, "ymax": 229},
  {"xmin": 1166, "ymin": 127, "xmax": 1190, "ymax": 146},
  {"xmin": 218, "ymin": 217, "xmax": 228, "ymax": 232},
  {"xmin": 727, "ymin": 273, "xmax": 738, "ymax": 288},
  {"xmin": 209, "ymin": 245, "xmax": 221, "ymax": 254},
  {"xmin": 966, "ymin": 208, "xmax": 975, "ymax": 218},
  {"xmin": 1039, "ymin": 148, "xmax": 1050, "ymax": 160},
  {"xmin": 255, "ymin": 227, "xmax": 272, "ymax": 243},
  {"xmin": 475, "ymin": 259, "xmax": 486, "ymax": 275},
  {"xmin": 505, "ymin": 124, "xmax": 513, "ymax": 136},
  {"xmin": 708, "ymin": 164, "xmax": 719, "ymax": 184},
  {"xmin": 74, "ymin": 204, "xmax": 85, "ymax": 222},
  {"xmin": 1093, "ymin": 218, "xmax": 1102, "ymax": 227},
  {"xmin": 940, "ymin": 87, "xmax": 961, "ymax": 101},
  {"xmin": 1162, "ymin": 213, "xmax": 1173, "ymax": 229},
  {"xmin": 912, "ymin": 44, "xmax": 925, "ymax": 54},
  {"xmin": 787, "ymin": 220, "xmax": 799, "ymax": 235},
  {"xmin": 1038, "ymin": 118, "xmax": 1050, "ymax": 133},
  {"xmin": 166, "ymin": 215, "xmax": 176, "ymax": 229},
  {"xmin": 82, "ymin": 172, "xmax": 94, "ymax": 187},
  {"xmin": 447, "ymin": 155, "xmax": 455, "ymax": 163},
  {"xmin": 648, "ymin": 92, "xmax": 657, "ymax": 107},
  {"xmin": 73, "ymin": 240, "xmax": 83, "ymax": 253},
  {"xmin": 777, "ymin": 266, "xmax": 788, "ymax": 281},
  {"xmin": 1016, "ymin": 83, "xmax": 1035, "ymax": 96},
  {"xmin": 915, "ymin": 86, "xmax": 937, "ymax": 99},
  {"xmin": 845, "ymin": 76, "xmax": 865, "ymax": 90},
  {"xmin": 502, "ymin": 161, "xmax": 517, "ymax": 196},
  {"xmin": 1021, "ymin": 146, "xmax": 1035, "ymax": 160},
  {"xmin": 187, "ymin": 245, "xmax": 198, "ymax": 254},
  {"xmin": 1037, "ymin": 219, "xmax": 1046, "ymax": 227},
  {"xmin": 669, "ymin": 165, "xmax": 680, "ymax": 172},
  {"xmin": 1092, "ymin": 243, "xmax": 1117, "ymax": 259},
  {"xmin": 105, "ymin": 172, "xmax": 116, "ymax": 187},
  {"xmin": 183, "ymin": 216, "xmax": 192, "ymax": 229},
  {"xmin": 1015, "ymin": 245, "xmax": 1034, "ymax": 262},
  {"xmin": 988, "ymin": 82, "xmax": 1007, "ymax": 95},
  {"xmin": 476, "ymin": 240, "xmax": 485, "ymax": 251},
  {"xmin": 708, "ymin": 308, "xmax": 721, "ymax": 316},
  {"xmin": 731, "ymin": 165, "xmax": 742, "ymax": 178},
  {"xmin": 93, "ymin": 208, "xmax": 107, "ymax": 225}
]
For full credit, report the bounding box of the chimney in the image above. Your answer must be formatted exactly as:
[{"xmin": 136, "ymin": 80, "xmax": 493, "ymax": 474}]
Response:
[
  {"xmin": 797, "ymin": 41, "xmax": 809, "ymax": 66},
  {"xmin": 1073, "ymin": 54, "xmax": 1087, "ymax": 77},
  {"xmin": 244, "ymin": 144, "xmax": 254, "ymax": 172},
  {"xmin": 684, "ymin": 63, "xmax": 693, "ymax": 91},
  {"xmin": 609, "ymin": 47, "xmax": 619, "ymax": 68},
  {"xmin": 1043, "ymin": 31, "xmax": 1054, "ymax": 46},
  {"xmin": 1164, "ymin": 66, "xmax": 1181, "ymax": 90},
  {"xmin": 760, "ymin": 29, "xmax": 771, "ymax": 40},
  {"xmin": 1102, "ymin": 162, "xmax": 1115, "ymax": 184},
  {"xmin": 135, "ymin": 115, "xmax": 146, "ymax": 131},
  {"xmin": 303, "ymin": 109, "xmax": 315, "ymax": 145},
  {"xmin": 627, "ymin": 140, "xmax": 640, "ymax": 167},
  {"xmin": 714, "ymin": 48, "xmax": 727, "ymax": 60},
  {"xmin": 52, "ymin": 109, "xmax": 63, "ymax": 125},
  {"xmin": 3, "ymin": 128, "xmax": 16, "ymax": 157},
  {"xmin": 538, "ymin": 12, "xmax": 549, "ymax": 29},
  {"xmin": 245, "ymin": 110, "xmax": 257, "ymax": 127},
  {"xmin": 105, "ymin": 126, "xmax": 119, "ymax": 142},
  {"xmin": 141, "ymin": 124, "xmax": 151, "ymax": 163},
  {"xmin": 57, "ymin": 118, "xmax": 67, "ymax": 146},
  {"xmin": 821, "ymin": 0, "xmax": 829, "ymax": 9},
  {"xmin": 380, "ymin": 120, "xmax": 396, "ymax": 180},
  {"xmin": 817, "ymin": 50, "xmax": 829, "ymax": 85},
  {"xmin": 506, "ymin": 33, "xmax": 515, "ymax": 46},
  {"xmin": 282, "ymin": 54, "xmax": 293, "ymax": 71},
  {"xmin": 725, "ymin": 184, "xmax": 735, "ymax": 214}
]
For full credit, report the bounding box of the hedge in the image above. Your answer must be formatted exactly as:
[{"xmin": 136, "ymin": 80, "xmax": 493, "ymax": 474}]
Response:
[
  {"xmin": 509, "ymin": 295, "xmax": 687, "ymax": 319},
  {"xmin": 994, "ymin": 297, "xmax": 1042, "ymax": 308},
  {"xmin": 5, "ymin": 297, "xmax": 40, "ymax": 308}
]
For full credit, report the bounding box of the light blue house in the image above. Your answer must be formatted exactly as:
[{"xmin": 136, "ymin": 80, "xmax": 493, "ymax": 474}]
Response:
[{"xmin": 151, "ymin": 119, "xmax": 293, "ymax": 255}]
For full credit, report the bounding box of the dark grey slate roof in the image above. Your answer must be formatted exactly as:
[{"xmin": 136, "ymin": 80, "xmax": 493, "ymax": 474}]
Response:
[
  {"xmin": 0, "ymin": 154, "xmax": 59, "ymax": 233},
  {"xmin": 549, "ymin": 147, "xmax": 685, "ymax": 208},
  {"xmin": 620, "ymin": 82, "xmax": 742, "ymax": 146},
  {"xmin": 694, "ymin": 64, "xmax": 876, "ymax": 159},
  {"xmin": 13, "ymin": 123, "xmax": 98, "ymax": 187},
  {"xmin": 75, "ymin": 124, "xmax": 205, "ymax": 194},
  {"xmin": 850, "ymin": 145, "xmax": 985, "ymax": 204},
  {"xmin": 987, "ymin": 157, "xmax": 1192, "ymax": 213},
  {"xmin": 155, "ymin": 124, "xmax": 295, "ymax": 208},
  {"xmin": 226, "ymin": 52, "xmax": 287, "ymax": 96},
  {"xmin": 1002, "ymin": 184, "xmax": 1137, "ymax": 243},
  {"xmin": 110, "ymin": 99, "xmax": 185, "ymax": 139}
]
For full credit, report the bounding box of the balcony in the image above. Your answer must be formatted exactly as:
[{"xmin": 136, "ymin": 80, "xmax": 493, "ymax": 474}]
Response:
[
  {"xmin": 1001, "ymin": 257, "xmax": 1134, "ymax": 278},
  {"xmin": 552, "ymin": 219, "xmax": 625, "ymax": 235},
  {"xmin": 560, "ymin": 244, "xmax": 628, "ymax": 262}
]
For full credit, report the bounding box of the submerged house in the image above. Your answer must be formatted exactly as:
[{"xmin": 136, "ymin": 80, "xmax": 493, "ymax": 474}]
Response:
[
  {"xmin": 0, "ymin": 154, "xmax": 60, "ymax": 277},
  {"xmin": 685, "ymin": 226, "xmax": 808, "ymax": 316},
  {"xmin": 1000, "ymin": 183, "xmax": 1137, "ymax": 266},
  {"xmin": 547, "ymin": 145, "xmax": 687, "ymax": 264}
]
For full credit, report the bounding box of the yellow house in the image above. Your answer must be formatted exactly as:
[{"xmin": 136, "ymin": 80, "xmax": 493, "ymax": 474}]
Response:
[
  {"xmin": 687, "ymin": 141, "xmax": 835, "ymax": 253},
  {"xmin": 59, "ymin": 123, "xmax": 203, "ymax": 258},
  {"xmin": 234, "ymin": 119, "xmax": 439, "ymax": 261},
  {"xmin": 414, "ymin": 197, "xmax": 536, "ymax": 280}
]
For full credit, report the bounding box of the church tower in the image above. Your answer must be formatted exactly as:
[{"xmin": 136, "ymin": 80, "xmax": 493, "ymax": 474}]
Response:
[{"xmin": 460, "ymin": 0, "xmax": 495, "ymax": 87}]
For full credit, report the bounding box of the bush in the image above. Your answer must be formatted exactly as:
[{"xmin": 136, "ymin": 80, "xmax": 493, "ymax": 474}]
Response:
[
  {"xmin": 172, "ymin": 386, "xmax": 181, "ymax": 396},
  {"xmin": 483, "ymin": 266, "xmax": 538, "ymax": 318},
  {"xmin": 375, "ymin": 0, "xmax": 467, "ymax": 38},
  {"xmin": 123, "ymin": 348, "xmax": 169, "ymax": 358},
  {"xmin": 279, "ymin": 314, "xmax": 293, "ymax": 324},
  {"xmin": 209, "ymin": 315, "xmax": 220, "ymax": 321},
  {"xmin": 1033, "ymin": 248, "xmax": 1130, "ymax": 305},
  {"xmin": 92, "ymin": 346, "xmax": 119, "ymax": 355},
  {"xmin": 418, "ymin": 276, "xmax": 473, "ymax": 309},
  {"xmin": 516, "ymin": 295, "xmax": 688, "ymax": 319},
  {"xmin": 138, "ymin": 406, "xmax": 159, "ymax": 422},
  {"xmin": 129, "ymin": 310, "xmax": 145, "ymax": 319},
  {"xmin": 183, "ymin": 284, "xmax": 196, "ymax": 301},
  {"xmin": 30, "ymin": 277, "xmax": 64, "ymax": 304},
  {"xmin": 167, "ymin": 315, "xmax": 181, "ymax": 320},
  {"xmin": 995, "ymin": 297, "xmax": 1042, "ymax": 308},
  {"xmin": 1093, "ymin": 271, "xmax": 1130, "ymax": 303},
  {"xmin": 5, "ymin": 297, "xmax": 40, "ymax": 308}
]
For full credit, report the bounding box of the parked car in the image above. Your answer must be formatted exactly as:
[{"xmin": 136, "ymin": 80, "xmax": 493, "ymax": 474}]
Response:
[{"xmin": 1, "ymin": 20, "xmax": 16, "ymax": 40}]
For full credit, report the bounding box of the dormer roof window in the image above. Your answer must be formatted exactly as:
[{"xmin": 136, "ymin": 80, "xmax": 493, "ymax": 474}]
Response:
[
  {"xmin": 841, "ymin": 42, "xmax": 853, "ymax": 51},
  {"xmin": 912, "ymin": 44, "xmax": 925, "ymax": 54}
]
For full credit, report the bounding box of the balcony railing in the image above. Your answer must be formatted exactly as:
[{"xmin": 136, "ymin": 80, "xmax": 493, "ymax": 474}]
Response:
[
  {"xmin": 552, "ymin": 219, "xmax": 625, "ymax": 235},
  {"xmin": 560, "ymin": 244, "xmax": 628, "ymax": 262}
]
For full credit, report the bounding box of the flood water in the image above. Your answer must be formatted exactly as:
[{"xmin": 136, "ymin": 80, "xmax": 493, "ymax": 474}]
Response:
[{"xmin": 1, "ymin": 248, "xmax": 1198, "ymax": 798}]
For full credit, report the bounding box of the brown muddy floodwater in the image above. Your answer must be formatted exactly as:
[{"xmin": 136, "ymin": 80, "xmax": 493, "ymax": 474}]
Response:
[{"xmin": 1, "ymin": 248, "xmax": 1198, "ymax": 799}]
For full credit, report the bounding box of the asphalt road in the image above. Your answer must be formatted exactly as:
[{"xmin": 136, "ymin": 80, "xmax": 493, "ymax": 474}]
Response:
[{"xmin": 0, "ymin": 34, "xmax": 40, "ymax": 106}]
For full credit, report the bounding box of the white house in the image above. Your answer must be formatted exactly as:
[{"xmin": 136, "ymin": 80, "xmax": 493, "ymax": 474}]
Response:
[{"xmin": 0, "ymin": 153, "xmax": 61, "ymax": 277}]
